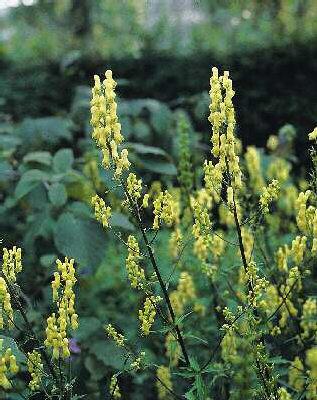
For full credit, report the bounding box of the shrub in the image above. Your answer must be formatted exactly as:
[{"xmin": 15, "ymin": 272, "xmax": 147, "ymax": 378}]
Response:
[{"xmin": 1, "ymin": 67, "xmax": 317, "ymax": 399}]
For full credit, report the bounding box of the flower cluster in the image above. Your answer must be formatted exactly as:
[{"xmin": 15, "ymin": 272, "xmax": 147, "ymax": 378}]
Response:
[
  {"xmin": 105, "ymin": 324, "xmax": 126, "ymax": 347},
  {"xmin": 126, "ymin": 173, "xmax": 142, "ymax": 200},
  {"xmin": 153, "ymin": 191, "xmax": 174, "ymax": 229},
  {"xmin": 109, "ymin": 375, "xmax": 121, "ymax": 399},
  {"xmin": 204, "ymin": 67, "xmax": 242, "ymax": 194},
  {"xmin": 45, "ymin": 257, "xmax": 78, "ymax": 359},
  {"xmin": 0, "ymin": 341, "xmax": 19, "ymax": 389},
  {"xmin": 245, "ymin": 146, "xmax": 264, "ymax": 193},
  {"xmin": 290, "ymin": 236, "xmax": 307, "ymax": 264},
  {"xmin": 139, "ymin": 296, "xmax": 161, "ymax": 336},
  {"xmin": 91, "ymin": 70, "xmax": 130, "ymax": 177},
  {"xmin": 0, "ymin": 277, "xmax": 13, "ymax": 330},
  {"xmin": 125, "ymin": 235, "xmax": 145, "ymax": 289},
  {"xmin": 91, "ymin": 194, "xmax": 112, "ymax": 228},
  {"xmin": 301, "ymin": 298, "xmax": 317, "ymax": 339},
  {"xmin": 306, "ymin": 347, "xmax": 317, "ymax": 399},
  {"xmin": 156, "ymin": 365, "xmax": 173, "ymax": 400},
  {"xmin": 170, "ymin": 272, "xmax": 196, "ymax": 316},
  {"xmin": 27, "ymin": 350, "xmax": 43, "ymax": 391},
  {"xmin": 288, "ymin": 356, "xmax": 304, "ymax": 392},
  {"xmin": 308, "ymin": 127, "xmax": 317, "ymax": 141},
  {"xmin": 259, "ymin": 179, "xmax": 280, "ymax": 213},
  {"xmin": 2, "ymin": 247, "xmax": 22, "ymax": 283}
]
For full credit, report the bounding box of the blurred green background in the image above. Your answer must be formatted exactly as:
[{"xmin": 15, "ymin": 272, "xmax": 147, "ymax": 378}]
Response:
[{"xmin": 0, "ymin": 1, "xmax": 317, "ymax": 398}]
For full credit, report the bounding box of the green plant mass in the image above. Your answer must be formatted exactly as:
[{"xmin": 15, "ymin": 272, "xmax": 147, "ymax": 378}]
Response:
[{"xmin": 1, "ymin": 65, "xmax": 317, "ymax": 400}]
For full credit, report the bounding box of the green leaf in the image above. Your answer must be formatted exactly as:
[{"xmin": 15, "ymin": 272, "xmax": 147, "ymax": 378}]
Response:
[
  {"xmin": 16, "ymin": 117, "xmax": 72, "ymax": 145},
  {"xmin": 23, "ymin": 151, "xmax": 52, "ymax": 166},
  {"xmin": 53, "ymin": 148, "xmax": 74, "ymax": 173},
  {"xmin": 54, "ymin": 212, "xmax": 107, "ymax": 268},
  {"xmin": 89, "ymin": 341, "xmax": 125, "ymax": 369},
  {"xmin": 126, "ymin": 142, "xmax": 168, "ymax": 157},
  {"xmin": 40, "ymin": 254, "xmax": 57, "ymax": 268},
  {"xmin": 110, "ymin": 212, "xmax": 135, "ymax": 231},
  {"xmin": 15, "ymin": 169, "xmax": 49, "ymax": 199},
  {"xmin": 75, "ymin": 317, "xmax": 103, "ymax": 341},
  {"xmin": 48, "ymin": 182, "xmax": 67, "ymax": 207},
  {"xmin": 140, "ymin": 159, "xmax": 177, "ymax": 175}
]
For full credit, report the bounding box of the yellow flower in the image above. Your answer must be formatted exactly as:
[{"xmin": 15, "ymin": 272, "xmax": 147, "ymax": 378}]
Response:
[
  {"xmin": 91, "ymin": 194, "xmax": 112, "ymax": 228},
  {"xmin": 156, "ymin": 365, "xmax": 173, "ymax": 400},
  {"xmin": 125, "ymin": 235, "xmax": 145, "ymax": 289},
  {"xmin": 126, "ymin": 173, "xmax": 142, "ymax": 200},
  {"xmin": 105, "ymin": 324, "xmax": 126, "ymax": 347},
  {"xmin": 301, "ymin": 298, "xmax": 317, "ymax": 339},
  {"xmin": 109, "ymin": 375, "xmax": 121, "ymax": 399},
  {"xmin": 0, "ymin": 277, "xmax": 13, "ymax": 330},
  {"xmin": 0, "ymin": 341, "xmax": 19, "ymax": 389},
  {"xmin": 288, "ymin": 356, "xmax": 304, "ymax": 392},
  {"xmin": 2, "ymin": 246, "xmax": 22, "ymax": 283},
  {"xmin": 259, "ymin": 179, "xmax": 280, "ymax": 213},
  {"xmin": 27, "ymin": 350, "xmax": 43, "ymax": 391},
  {"xmin": 45, "ymin": 258, "xmax": 78, "ymax": 359},
  {"xmin": 308, "ymin": 127, "xmax": 317, "ymax": 141},
  {"xmin": 267, "ymin": 135, "xmax": 279, "ymax": 151},
  {"xmin": 91, "ymin": 70, "xmax": 130, "ymax": 178},
  {"xmin": 153, "ymin": 191, "xmax": 174, "ymax": 229},
  {"xmin": 139, "ymin": 296, "xmax": 161, "ymax": 336}
]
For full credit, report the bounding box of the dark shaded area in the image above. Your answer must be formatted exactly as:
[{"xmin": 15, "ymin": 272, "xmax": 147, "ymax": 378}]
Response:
[{"xmin": 1, "ymin": 42, "xmax": 317, "ymax": 163}]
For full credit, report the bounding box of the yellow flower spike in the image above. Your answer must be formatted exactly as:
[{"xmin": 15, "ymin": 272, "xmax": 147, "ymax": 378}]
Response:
[
  {"xmin": 259, "ymin": 179, "xmax": 280, "ymax": 213},
  {"xmin": 91, "ymin": 69, "xmax": 130, "ymax": 179},
  {"xmin": 267, "ymin": 135, "xmax": 279, "ymax": 151},
  {"xmin": 205, "ymin": 67, "xmax": 242, "ymax": 197},
  {"xmin": 2, "ymin": 246, "xmax": 22, "ymax": 283},
  {"xmin": 45, "ymin": 258, "xmax": 78, "ymax": 359},
  {"xmin": 291, "ymin": 236, "xmax": 307, "ymax": 264},
  {"xmin": 0, "ymin": 343, "xmax": 19, "ymax": 389},
  {"xmin": 142, "ymin": 193, "xmax": 150, "ymax": 208},
  {"xmin": 156, "ymin": 366, "xmax": 173, "ymax": 400},
  {"xmin": 277, "ymin": 387, "xmax": 292, "ymax": 400},
  {"xmin": 308, "ymin": 127, "xmax": 317, "ymax": 141},
  {"xmin": 127, "ymin": 173, "xmax": 142, "ymax": 200},
  {"xmin": 301, "ymin": 298, "xmax": 317, "ymax": 339},
  {"xmin": 0, "ymin": 277, "xmax": 14, "ymax": 329},
  {"xmin": 139, "ymin": 296, "xmax": 161, "ymax": 336},
  {"xmin": 295, "ymin": 190, "xmax": 311, "ymax": 233},
  {"xmin": 125, "ymin": 235, "xmax": 145, "ymax": 289},
  {"xmin": 245, "ymin": 146, "xmax": 265, "ymax": 192},
  {"xmin": 306, "ymin": 347, "xmax": 317, "ymax": 399},
  {"xmin": 27, "ymin": 350, "xmax": 43, "ymax": 391},
  {"xmin": 91, "ymin": 194, "xmax": 112, "ymax": 228},
  {"xmin": 153, "ymin": 191, "xmax": 174, "ymax": 229},
  {"xmin": 105, "ymin": 324, "xmax": 126, "ymax": 347},
  {"xmin": 109, "ymin": 375, "xmax": 121, "ymax": 399}
]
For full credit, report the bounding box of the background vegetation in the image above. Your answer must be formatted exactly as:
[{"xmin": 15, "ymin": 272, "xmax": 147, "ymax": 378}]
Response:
[{"xmin": 0, "ymin": 1, "xmax": 317, "ymax": 398}]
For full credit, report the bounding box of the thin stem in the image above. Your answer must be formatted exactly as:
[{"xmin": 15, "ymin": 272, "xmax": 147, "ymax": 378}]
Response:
[{"xmin": 122, "ymin": 183, "xmax": 190, "ymax": 367}]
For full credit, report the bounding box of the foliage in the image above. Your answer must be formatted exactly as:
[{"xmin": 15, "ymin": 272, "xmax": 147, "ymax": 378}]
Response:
[{"xmin": 1, "ymin": 65, "xmax": 317, "ymax": 399}]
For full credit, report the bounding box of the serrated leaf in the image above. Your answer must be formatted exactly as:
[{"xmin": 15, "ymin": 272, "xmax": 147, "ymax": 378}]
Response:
[
  {"xmin": 53, "ymin": 149, "xmax": 74, "ymax": 174},
  {"xmin": 48, "ymin": 182, "xmax": 67, "ymax": 207}
]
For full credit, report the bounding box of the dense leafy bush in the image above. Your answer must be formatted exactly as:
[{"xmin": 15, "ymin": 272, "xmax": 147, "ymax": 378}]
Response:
[{"xmin": 1, "ymin": 65, "xmax": 317, "ymax": 399}]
